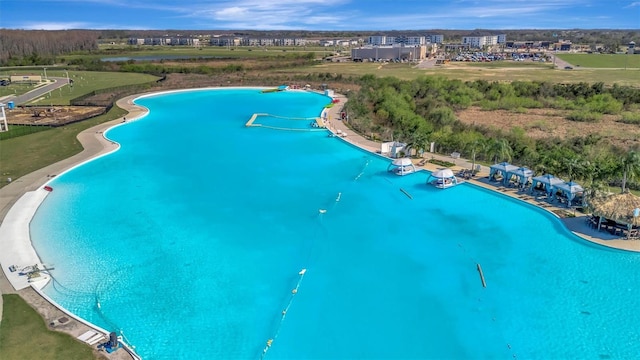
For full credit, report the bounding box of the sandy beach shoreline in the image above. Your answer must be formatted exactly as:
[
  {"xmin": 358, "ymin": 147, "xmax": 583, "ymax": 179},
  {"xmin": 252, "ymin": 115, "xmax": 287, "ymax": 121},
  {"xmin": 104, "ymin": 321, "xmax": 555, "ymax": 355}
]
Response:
[
  {"xmin": 1, "ymin": 86, "xmax": 638, "ymax": 359},
  {"xmin": 0, "ymin": 94, "xmax": 148, "ymax": 360}
]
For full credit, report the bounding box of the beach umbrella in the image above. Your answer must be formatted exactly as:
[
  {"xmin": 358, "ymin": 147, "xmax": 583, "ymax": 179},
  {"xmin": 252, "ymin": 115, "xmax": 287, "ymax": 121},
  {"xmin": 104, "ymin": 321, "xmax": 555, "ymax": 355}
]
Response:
[{"xmin": 588, "ymin": 192, "xmax": 640, "ymax": 227}]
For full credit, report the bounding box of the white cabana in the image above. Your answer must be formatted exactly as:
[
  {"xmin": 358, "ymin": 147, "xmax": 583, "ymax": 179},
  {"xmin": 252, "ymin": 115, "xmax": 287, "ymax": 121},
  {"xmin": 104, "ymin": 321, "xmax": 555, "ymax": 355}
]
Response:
[
  {"xmin": 506, "ymin": 167, "xmax": 534, "ymax": 189},
  {"xmin": 553, "ymin": 181, "xmax": 584, "ymax": 207},
  {"xmin": 381, "ymin": 141, "xmax": 407, "ymax": 158},
  {"xmin": 530, "ymin": 174, "xmax": 565, "ymax": 197},
  {"xmin": 489, "ymin": 162, "xmax": 518, "ymax": 184},
  {"xmin": 387, "ymin": 157, "xmax": 416, "ymax": 176},
  {"xmin": 427, "ymin": 168, "xmax": 458, "ymax": 189}
]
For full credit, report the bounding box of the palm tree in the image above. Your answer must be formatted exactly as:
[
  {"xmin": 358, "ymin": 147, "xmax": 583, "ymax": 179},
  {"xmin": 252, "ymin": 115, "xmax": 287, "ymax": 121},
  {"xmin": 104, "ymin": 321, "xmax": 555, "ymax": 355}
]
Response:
[
  {"xmin": 487, "ymin": 138, "xmax": 513, "ymax": 164},
  {"xmin": 405, "ymin": 129, "xmax": 430, "ymax": 159},
  {"xmin": 620, "ymin": 150, "xmax": 640, "ymax": 193},
  {"xmin": 562, "ymin": 155, "xmax": 582, "ymax": 182},
  {"xmin": 464, "ymin": 137, "xmax": 489, "ymax": 174}
]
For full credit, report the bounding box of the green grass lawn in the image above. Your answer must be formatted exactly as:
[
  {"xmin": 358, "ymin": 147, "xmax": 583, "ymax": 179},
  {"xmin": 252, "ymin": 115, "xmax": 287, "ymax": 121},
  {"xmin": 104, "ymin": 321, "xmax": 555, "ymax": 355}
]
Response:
[
  {"xmin": 0, "ymin": 83, "xmax": 35, "ymax": 98},
  {"xmin": 65, "ymin": 45, "xmax": 332, "ymax": 61},
  {"xmin": 0, "ymin": 294, "xmax": 96, "ymax": 360},
  {"xmin": 557, "ymin": 53, "xmax": 640, "ymax": 69},
  {"xmin": 288, "ymin": 62, "xmax": 640, "ymax": 86},
  {"xmin": 0, "ymin": 70, "xmax": 158, "ymax": 105},
  {"xmin": 0, "ymin": 106, "xmax": 127, "ymax": 188}
]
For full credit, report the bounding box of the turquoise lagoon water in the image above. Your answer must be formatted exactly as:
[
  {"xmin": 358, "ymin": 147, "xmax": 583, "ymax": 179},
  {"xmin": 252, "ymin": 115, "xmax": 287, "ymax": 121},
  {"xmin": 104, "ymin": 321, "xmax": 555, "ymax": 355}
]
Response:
[{"xmin": 31, "ymin": 89, "xmax": 640, "ymax": 359}]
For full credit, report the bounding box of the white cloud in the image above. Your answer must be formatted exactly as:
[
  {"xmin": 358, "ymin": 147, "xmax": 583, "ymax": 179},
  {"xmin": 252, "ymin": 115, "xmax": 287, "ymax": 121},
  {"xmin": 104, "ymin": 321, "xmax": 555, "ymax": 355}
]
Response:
[
  {"xmin": 625, "ymin": 1, "xmax": 640, "ymax": 7},
  {"xmin": 19, "ymin": 22, "xmax": 90, "ymax": 30}
]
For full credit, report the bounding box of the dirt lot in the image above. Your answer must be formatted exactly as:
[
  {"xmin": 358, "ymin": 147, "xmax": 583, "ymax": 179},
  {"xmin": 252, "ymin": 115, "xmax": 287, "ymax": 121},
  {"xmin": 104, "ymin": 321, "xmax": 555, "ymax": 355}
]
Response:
[
  {"xmin": 457, "ymin": 107, "xmax": 640, "ymax": 149},
  {"xmin": 6, "ymin": 106, "xmax": 105, "ymax": 126}
]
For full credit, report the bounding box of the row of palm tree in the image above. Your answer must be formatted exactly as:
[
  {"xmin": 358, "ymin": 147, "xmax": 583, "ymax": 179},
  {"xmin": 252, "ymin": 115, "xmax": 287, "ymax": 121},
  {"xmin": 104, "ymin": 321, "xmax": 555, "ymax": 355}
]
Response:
[{"xmin": 406, "ymin": 131, "xmax": 640, "ymax": 196}]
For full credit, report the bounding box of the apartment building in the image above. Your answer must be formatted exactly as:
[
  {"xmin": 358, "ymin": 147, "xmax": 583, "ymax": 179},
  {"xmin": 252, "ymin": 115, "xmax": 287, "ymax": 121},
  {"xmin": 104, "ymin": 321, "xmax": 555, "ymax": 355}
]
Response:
[
  {"xmin": 128, "ymin": 37, "xmax": 200, "ymax": 46},
  {"xmin": 351, "ymin": 45, "xmax": 427, "ymax": 61},
  {"xmin": 461, "ymin": 34, "xmax": 507, "ymax": 48},
  {"xmin": 428, "ymin": 34, "xmax": 444, "ymax": 44}
]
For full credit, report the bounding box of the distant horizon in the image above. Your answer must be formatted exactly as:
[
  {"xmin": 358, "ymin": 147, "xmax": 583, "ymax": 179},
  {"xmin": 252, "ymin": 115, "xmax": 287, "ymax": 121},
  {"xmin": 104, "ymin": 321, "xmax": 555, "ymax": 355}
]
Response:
[
  {"xmin": 2, "ymin": 28, "xmax": 639, "ymax": 33},
  {"xmin": 1, "ymin": 0, "xmax": 638, "ymax": 31}
]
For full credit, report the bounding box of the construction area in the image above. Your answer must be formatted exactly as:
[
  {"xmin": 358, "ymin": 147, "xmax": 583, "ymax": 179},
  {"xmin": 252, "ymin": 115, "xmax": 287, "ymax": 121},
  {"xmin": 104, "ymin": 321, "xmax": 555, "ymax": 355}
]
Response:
[{"xmin": 4, "ymin": 106, "xmax": 106, "ymax": 127}]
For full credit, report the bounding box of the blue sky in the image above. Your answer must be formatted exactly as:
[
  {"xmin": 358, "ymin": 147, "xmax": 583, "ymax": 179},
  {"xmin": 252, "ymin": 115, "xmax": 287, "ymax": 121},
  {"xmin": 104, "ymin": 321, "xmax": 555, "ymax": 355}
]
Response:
[{"xmin": 1, "ymin": 0, "xmax": 638, "ymax": 30}]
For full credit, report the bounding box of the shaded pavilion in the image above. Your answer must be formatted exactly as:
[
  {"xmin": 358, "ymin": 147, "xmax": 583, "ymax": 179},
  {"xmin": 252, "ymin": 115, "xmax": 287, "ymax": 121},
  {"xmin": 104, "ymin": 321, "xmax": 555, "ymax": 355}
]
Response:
[
  {"xmin": 489, "ymin": 162, "xmax": 518, "ymax": 184},
  {"xmin": 387, "ymin": 158, "xmax": 416, "ymax": 176},
  {"xmin": 588, "ymin": 192, "xmax": 640, "ymax": 235},
  {"xmin": 553, "ymin": 181, "xmax": 584, "ymax": 207},
  {"xmin": 506, "ymin": 167, "xmax": 534, "ymax": 189},
  {"xmin": 427, "ymin": 168, "xmax": 458, "ymax": 189},
  {"xmin": 530, "ymin": 174, "xmax": 564, "ymax": 197}
]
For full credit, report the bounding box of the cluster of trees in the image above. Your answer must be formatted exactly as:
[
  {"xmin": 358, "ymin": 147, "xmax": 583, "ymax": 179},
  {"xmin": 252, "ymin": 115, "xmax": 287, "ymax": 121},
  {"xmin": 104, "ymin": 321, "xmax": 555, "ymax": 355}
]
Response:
[
  {"xmin": 344, "ymin": 75, "xmax": 640, "ymax": 193},
  {"xmin": 0, "ymin": 30, "xmax": 98, "ymax": 66}
]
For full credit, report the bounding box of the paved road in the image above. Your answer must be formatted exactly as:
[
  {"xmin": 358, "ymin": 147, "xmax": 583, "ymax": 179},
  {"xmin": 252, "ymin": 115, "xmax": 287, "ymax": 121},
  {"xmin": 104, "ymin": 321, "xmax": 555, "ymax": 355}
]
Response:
[
  {"xmin": 550, "ymin": 54, "xmax": 575, "ymax": 69},
  {"xmin": 6, "ymin": 77, "xmax": 70, "ymax": 105}
]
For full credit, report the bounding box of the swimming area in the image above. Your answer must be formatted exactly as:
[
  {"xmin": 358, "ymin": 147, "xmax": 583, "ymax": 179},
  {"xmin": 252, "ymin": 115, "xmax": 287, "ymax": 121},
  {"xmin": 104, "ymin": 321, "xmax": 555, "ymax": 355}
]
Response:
[{"xmin": 31, "ymin": 88, "xmax": 640, "ymax": 359}]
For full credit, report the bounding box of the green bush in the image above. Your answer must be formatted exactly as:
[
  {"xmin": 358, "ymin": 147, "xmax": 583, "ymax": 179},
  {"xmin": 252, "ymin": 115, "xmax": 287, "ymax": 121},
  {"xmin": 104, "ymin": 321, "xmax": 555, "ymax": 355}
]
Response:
[
  {"xmin": 479, "ymin": 96, "xmax": 542, "ymax": 111},
  {"xmin": 586, "ymin": 93, "xmax": 623, "ymax": 114},
  {"xmin": 429, "ymin": 158, "xmax": 455, "ymax": 167},
  {"xmin": 618, "ymin": 111, "xmax": 640, "ymax": 124},
  {"xmin": 566, "ymin": 111, "xmax": 602, "ymax": 122}
]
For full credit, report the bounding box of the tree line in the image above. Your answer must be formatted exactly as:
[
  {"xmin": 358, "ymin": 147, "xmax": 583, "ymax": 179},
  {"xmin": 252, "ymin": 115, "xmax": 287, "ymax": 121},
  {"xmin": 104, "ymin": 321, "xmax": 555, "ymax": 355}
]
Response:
[
  {"xmin": 0, "ymin": 30, "xmax": 98, "ymax": 66},
  {"xmin": 343, "ymin": 75, "xmax": 640, "ymax": 193}
]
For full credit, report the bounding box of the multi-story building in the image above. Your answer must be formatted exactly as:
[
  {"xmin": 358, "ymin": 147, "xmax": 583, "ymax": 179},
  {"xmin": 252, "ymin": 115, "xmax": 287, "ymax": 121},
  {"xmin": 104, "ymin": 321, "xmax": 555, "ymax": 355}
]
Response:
[
  {"xmin": 351, "ymin": 45, "xmax": 427, "ymax": 61},
  {"xmin": 462, "ymin": 35, "xmax": 498, "ymax": 48},
  {"xmin": 128, "ymin": 38, "xmax": 145, "ymax": 45},
  {"xmin": 128, "ymin": 37, "xmax": 199, "ymax": 46},
  {"xmin": 368, "ymin": 35, "xmax": 387, "ymax": 46},
  {"xmin": 553, "ymin": 40, "xmax": 572, "ymax": 51},
  {"xmin": 428, "ymin": 34, "xmax": 444, "ymax": 44},
  {"xmin": 394, "ymin": 36, "xmax": 426, "ymax": 46}
]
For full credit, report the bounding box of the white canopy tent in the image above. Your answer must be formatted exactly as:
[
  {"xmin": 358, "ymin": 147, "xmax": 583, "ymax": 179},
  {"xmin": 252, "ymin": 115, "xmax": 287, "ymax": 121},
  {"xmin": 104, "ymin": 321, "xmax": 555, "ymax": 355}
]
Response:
[
  {"xmin": 427, "ymin": 168, "xmax": 457, "ymax": 189},
  {"xmin": 387, "ymin": 157, "xmax": 416, "ymax": 176}
]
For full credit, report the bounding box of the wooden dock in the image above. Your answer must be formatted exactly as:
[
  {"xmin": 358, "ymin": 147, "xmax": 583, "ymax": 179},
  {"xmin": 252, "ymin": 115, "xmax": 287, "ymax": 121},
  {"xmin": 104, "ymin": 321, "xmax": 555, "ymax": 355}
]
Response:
[
  {"xmin": 314, "ymin": 117, "xmax": 325, "ymax": 128},
  {"xmin": 245, "ymin": 113, "xmax": 267, "ymax": 127}
]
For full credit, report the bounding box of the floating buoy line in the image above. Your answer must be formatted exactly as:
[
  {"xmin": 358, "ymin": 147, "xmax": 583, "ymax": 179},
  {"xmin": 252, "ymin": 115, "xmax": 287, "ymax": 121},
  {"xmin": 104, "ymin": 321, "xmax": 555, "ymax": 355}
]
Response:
[{"xmin": 261, "ymin": 268, "xmax": 307, "ymax": 359}]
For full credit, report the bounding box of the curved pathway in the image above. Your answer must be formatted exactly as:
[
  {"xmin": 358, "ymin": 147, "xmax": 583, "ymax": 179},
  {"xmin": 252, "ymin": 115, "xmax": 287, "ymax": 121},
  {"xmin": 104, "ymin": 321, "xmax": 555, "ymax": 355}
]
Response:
[{"xmin": 3, "ymin": 77, "xmax": 71, "ymax": 105}]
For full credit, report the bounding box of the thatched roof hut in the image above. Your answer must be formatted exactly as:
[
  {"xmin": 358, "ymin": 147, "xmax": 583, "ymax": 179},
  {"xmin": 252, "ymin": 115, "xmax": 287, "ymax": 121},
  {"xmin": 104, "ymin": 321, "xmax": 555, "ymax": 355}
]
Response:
[{"xmin": 589, "ymin": 192, "xmax": 640, "ymax": 227}]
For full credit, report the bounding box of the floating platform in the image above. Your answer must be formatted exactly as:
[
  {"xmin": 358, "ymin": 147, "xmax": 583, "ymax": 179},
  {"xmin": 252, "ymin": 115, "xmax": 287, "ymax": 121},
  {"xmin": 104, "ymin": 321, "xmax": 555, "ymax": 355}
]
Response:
[{"xmin": 245, "ymin": 113, "xmax": 268, "ymax": 127}]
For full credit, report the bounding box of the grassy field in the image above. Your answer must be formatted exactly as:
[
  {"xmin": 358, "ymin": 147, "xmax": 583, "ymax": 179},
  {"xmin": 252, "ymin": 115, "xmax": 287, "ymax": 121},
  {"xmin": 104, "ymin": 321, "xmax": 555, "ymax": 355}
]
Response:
[
  {"xmin": 557, "ymin": 53, "xmax": 640, "ymax": 68},
  {"xmin": 0, "ymin": 70, "xmax": 159, "ymax": 105},
  {"xmin": 0, "ymin": 106, "xmax": 127, "ymax": 187},
  {"xmin": 65, "ymin": 45, "xmax": 336, "ymax": 61},
  {"xmin": 0, "ymin": 294, "xmax": 96, "ymax": 360},
  {"xmin": 285, "ymin": 61, "xmax": 640, "ymax": 86}
]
